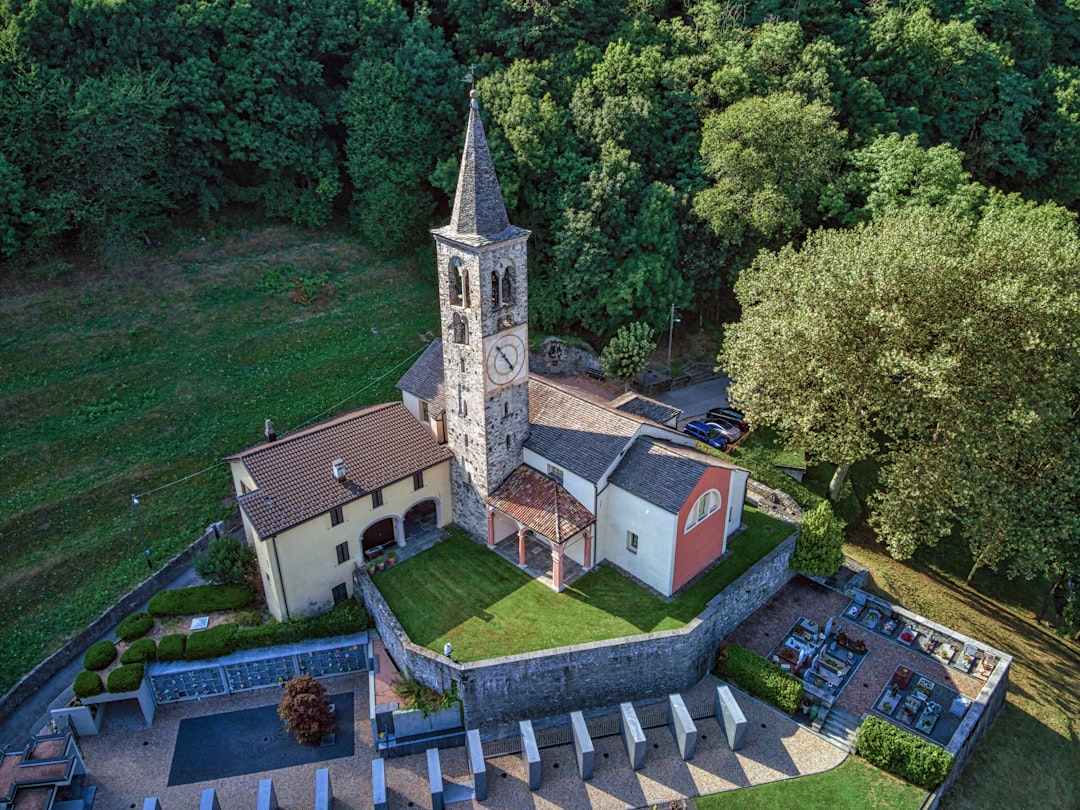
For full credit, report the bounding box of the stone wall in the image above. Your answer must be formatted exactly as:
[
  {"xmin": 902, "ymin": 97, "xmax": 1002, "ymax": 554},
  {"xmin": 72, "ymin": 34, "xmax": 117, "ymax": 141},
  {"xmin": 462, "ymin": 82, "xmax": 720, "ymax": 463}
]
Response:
[
  {"xmin": 0, "ymin": 519, "xmax": 230, "ymax": 723},
  {"xmin": 528, "ymin": 337, "xmax": 600, "ymax": 377},
  {"xmin": 356, "ymin": 532, "xmax": 796, "ymax": 734}
]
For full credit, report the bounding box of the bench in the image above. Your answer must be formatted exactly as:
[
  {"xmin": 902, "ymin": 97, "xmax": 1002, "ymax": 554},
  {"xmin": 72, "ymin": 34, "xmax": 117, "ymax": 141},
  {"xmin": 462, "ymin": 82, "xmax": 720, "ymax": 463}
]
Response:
[
  {"xmin": 584, "ymin": 366, "xmax": 606, "ymax": 380},
  {"xmin": 364, "ymin": 544, "xmax": 389, "ymax": 561}
]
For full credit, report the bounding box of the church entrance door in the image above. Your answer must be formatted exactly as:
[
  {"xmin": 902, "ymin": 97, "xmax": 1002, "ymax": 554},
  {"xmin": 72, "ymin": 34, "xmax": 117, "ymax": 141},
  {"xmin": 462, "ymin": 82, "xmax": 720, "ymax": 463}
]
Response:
[{"xmin": 361, "ymin": 517, "xmax": 395, "ymax": 557}]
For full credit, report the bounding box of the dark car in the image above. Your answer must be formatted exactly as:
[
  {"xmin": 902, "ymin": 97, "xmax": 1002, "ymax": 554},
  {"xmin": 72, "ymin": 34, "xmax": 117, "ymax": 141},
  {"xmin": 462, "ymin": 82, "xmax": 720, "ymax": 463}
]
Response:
[
  {"xmin": 707, "ymin": 407, "xmax": 748, "ymax": 430},
  {"xmin": 683, "ymin": 420, "xmax": 728, "ymax": 450}
]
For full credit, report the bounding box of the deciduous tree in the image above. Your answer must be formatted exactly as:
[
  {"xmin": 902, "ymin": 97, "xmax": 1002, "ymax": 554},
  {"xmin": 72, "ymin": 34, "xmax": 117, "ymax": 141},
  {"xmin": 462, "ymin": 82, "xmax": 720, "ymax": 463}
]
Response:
[
  {"xmin": 600, "ymin": 322, "xmax": 657, "ymax": 391},
  {"xmin": 278, "ymin": 674, "xmax": 336, "ymax": 745}
]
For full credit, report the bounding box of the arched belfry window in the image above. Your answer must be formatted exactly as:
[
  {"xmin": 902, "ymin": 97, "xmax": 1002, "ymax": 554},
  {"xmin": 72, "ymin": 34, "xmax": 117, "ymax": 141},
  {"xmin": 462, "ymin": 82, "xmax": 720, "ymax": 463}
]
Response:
[
  {"xmin": 453, "ymin": 312, "xmax": 469, "ymax": 345},
  {"xmin": 491, "ymin": 271, "xmax": 500, "ymax": 306},
  {"xmin": 501, "ymin": 267, "xmax": 514, "ymax": 304},
  {"xmin": 449, "ymin": 258, "xmax": 463, "ymax": 306}
]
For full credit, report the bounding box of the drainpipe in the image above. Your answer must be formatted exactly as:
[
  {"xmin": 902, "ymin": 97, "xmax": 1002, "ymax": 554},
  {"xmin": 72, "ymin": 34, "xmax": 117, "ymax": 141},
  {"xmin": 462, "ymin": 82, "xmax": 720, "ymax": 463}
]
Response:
[{"xmin": 269, "ymin": 535, "xmax": 291, "ymax": 620}]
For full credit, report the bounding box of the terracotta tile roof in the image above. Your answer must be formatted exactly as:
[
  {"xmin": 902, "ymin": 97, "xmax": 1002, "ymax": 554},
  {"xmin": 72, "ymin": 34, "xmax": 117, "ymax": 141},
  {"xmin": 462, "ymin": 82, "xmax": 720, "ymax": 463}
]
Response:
[
  {"xmin": 396, "ymin": 339, "xmax": 446, "ymax": 414},
  {"xmin": 228, "ymin": 403, "xmax": 452, "ymax": 538},
  {"xmin": 609, "ymin": 437, "xmax": 740, "ymax": 513},
  {"xmin": 486, "ymin": 466, "xmax": 595, "ymax": 542},
  {"xmin": 525, "ymin": 377, "xmax": 645, "ymax": 484},
  {"xmin": 609, "ymin": 392, "xmax": 682, "ymax": 425}
]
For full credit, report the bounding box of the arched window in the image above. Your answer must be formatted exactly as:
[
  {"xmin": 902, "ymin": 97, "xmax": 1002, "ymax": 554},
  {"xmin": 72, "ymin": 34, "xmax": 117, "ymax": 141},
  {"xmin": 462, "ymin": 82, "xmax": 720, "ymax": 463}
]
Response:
[
  {"xmin": 491, "ymin": 270, "xmax": 500, "ymax": 306},
  {"xmin": 686, "ymin": 489, "xmax": 722, "ymax": 533},
  {"xmin": 453, "ymin": 313, "xmax": 468, "ymax": 345},
  {"xmin": 449, "ymin": 258, "xmax": 463, "ymax": 306},
  {"xmin": 501, "ymin": 268, "xmax": 514, "ymax": 304}
]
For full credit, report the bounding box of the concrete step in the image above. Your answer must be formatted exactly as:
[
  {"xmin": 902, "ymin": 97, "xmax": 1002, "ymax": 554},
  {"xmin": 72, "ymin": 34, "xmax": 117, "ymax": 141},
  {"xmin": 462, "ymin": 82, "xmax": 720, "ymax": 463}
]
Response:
[{"xmin": 817, "ymin": 707, "xmax": 861, "ymax": 753}]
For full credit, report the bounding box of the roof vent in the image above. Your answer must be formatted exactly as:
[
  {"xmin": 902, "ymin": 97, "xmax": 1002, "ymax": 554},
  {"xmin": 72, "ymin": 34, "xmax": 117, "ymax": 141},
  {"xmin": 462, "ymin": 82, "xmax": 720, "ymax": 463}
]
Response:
[
  {"xmin": 332, "ymin": 458, "xmax": 347, "ymax": 482},
  {"xmin": 265, "ymin": 419, "xmax": 276, "ymax": 442}
]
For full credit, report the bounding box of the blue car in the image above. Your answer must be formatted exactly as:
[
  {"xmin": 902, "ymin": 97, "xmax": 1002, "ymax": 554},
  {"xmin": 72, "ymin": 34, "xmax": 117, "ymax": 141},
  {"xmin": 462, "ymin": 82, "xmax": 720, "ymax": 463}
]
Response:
[{"xmin": 683, "ymin": 420, "xmax": 728, "ymax": 450}]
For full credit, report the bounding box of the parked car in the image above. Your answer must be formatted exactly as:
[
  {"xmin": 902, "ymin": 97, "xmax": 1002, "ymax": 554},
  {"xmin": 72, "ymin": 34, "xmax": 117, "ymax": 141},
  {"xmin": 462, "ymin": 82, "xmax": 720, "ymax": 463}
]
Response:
[
  {"xmin": 705, "ymin": 421, "xmax": 742, "ymax": 441},
  {"xmin": 683, "ymin": 420, "xmax": 728, "ymax": 450},
  {"xmin": 707, "ymin": 407, "xmax": 748, "ymax": 430}
]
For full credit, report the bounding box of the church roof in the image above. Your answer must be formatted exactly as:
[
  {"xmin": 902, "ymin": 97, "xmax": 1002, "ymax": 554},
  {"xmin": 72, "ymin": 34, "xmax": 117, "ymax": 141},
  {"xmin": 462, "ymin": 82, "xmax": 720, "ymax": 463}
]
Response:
[
  {"xmin": 525, "ymin": 377, "xmax": 644, "ymax": 484},
  {"xmin": 431, "ymin": 90, "xmax": 529, "ymax": 247},
  {"xmin": 486, "ymin": 465, "xmax": 595, "ymax": 542},
  {"xmin": 396, "ymin": 339, "xmax": 446, "ymax": 414},
  {"xmin": 228, "ymin": 403, "xmax": 452, "ymax": 538},
  {"xmin": 608, "ymin": 437, "xmax": 739, "ymax": 514},
  {"xmin": 609, "ymin": 392, "xmax": 682, "ymax": 425}
]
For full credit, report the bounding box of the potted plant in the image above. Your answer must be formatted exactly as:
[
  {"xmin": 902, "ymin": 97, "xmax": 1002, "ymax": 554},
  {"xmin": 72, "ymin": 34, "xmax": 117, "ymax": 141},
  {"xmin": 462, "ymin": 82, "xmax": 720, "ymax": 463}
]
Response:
[
  {"xmin": 365, "ymin": 561, "xmax": 376, "ymax": 575},
  {"xmin": 377, "ymin": 555, "xmax": 386, "ymax": 571},
  {"xmin": 387, "ymin": 550, "xmax": 397, "ymax": 565}
]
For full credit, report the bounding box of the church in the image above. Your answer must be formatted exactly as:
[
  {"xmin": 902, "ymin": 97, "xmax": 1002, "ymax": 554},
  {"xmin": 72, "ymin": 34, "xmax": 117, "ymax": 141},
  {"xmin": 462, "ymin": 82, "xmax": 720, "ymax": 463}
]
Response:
[{"xmin": 226, "ymin": 90, "xmax": 750, "ymax": 621}]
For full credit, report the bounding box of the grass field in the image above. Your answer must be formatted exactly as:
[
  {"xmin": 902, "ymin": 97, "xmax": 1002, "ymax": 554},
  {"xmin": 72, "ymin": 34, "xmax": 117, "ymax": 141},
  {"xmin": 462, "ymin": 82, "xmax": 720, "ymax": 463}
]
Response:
[
  {"xmin": 0, "ymin": 226, "xmax": 438, "ymax": 695},
  {"xmin": 374, "ymin": 511, "xmax": 787, "ymax": 660}
]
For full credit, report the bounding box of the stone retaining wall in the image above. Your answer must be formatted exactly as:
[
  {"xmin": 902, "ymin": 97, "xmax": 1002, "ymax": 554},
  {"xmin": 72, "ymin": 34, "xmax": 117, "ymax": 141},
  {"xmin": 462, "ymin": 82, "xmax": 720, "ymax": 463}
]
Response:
[
  {"xmin": 356, "ymin": 532, "xmax": 796, "ymax": 733},
  {"xmin": 0, "ymin": 518, "xmax": 232, "ymax": 722}
]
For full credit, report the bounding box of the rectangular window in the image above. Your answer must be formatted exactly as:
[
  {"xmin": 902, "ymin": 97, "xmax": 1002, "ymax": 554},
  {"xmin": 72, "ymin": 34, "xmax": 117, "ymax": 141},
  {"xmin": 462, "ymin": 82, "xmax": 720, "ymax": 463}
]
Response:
[
  {"xmin": 335, "ymin": 541, "xmax": 349, "ymax": 565},
  {"xmin": 332, "ymin": 583, "xmax": 348, "ymax": 604},
  {"xmin": 413, "ymin": 470, "xmax": 424, "ymax": 490},
  {"xmin": 627, "ymin": 531, "xmax": 639, "ymax": 554},
  {"xmin": 421, "ymin": 400, "xmax": 430, "ymax": 421},
  {"xmin": 371, "ymin": 488, "xmax": 384, "ymax": 509},
  {"xmin": 547, "ymin": 464, "xmax": 564, "ymax": 484},
  {"xmin": 330, "ymin": 506, "xmax": 344, "ymax": 526}
]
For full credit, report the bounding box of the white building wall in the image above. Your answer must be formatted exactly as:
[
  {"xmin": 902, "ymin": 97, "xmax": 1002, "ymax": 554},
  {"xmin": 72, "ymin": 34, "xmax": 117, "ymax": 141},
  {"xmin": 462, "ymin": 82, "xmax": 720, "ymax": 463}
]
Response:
[
  {"xmin": 726, "ymin": 469, "xmax": 749, "ymax": 537},
  {"xmin": 597, "ymin": 485, "xmax": 676, "ymax": 595},
  {"xmin": 523, "ymin": 447, "xmax": 596, "ymax": 513}
]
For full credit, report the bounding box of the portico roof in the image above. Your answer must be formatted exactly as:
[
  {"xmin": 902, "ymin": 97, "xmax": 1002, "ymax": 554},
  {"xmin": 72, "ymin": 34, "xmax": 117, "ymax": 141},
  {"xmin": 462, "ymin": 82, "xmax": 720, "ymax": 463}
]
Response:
[{"xmin": 486, "ymin": 465, "xmax": 595, "ymax": 543}]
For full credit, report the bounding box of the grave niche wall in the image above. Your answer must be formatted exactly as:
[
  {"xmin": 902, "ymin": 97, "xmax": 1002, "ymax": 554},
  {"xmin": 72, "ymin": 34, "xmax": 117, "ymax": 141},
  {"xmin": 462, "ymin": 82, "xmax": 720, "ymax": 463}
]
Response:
[{"xmin": 357, "ymin": 533, "xmax": 795, "ymax": 732}]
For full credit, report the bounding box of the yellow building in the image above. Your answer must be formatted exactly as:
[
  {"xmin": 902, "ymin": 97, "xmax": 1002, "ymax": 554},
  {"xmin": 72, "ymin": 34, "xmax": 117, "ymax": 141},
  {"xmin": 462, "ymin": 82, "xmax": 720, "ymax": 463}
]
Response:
[{"xmin": 225, "ymin": 403, "xmax": 452, "ymax": 620}]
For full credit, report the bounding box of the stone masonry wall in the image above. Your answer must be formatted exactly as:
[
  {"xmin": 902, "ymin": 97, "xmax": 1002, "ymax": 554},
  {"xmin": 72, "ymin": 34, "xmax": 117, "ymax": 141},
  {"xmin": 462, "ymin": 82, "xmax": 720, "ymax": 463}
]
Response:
[{"xmin": 357, "ymin": 532, "xmax": 796, "ymax": 734}]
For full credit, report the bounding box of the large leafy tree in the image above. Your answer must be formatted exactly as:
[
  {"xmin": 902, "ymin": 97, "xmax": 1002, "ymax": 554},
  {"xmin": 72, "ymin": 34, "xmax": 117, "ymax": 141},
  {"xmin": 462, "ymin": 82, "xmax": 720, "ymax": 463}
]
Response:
[{"xmin": 723, "ymin": 203, "xmax": 1080, "ymax": 582}]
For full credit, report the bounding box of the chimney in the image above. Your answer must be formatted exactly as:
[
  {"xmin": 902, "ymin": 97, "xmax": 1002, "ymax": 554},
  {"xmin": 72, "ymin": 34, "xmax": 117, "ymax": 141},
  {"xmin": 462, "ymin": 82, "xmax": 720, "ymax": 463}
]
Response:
[
  {"xmin": 332, "ymin": 458, "xmax": 347, "ymax": 482},
  {"xmin": 264, "ymin": 419, "xmax": 276, "ymax": 442}
]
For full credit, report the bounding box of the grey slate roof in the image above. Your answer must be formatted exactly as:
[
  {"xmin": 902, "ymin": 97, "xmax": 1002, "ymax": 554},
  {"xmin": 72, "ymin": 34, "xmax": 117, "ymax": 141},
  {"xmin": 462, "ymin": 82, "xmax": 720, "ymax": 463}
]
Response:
[
  {"xmin": 610, "ymin": 392, "xmax": 682, "ymax": 425},
  {"xmin": 396, "ymin": 339, "xmax": 446, "ymax": 414},
  {"xmin": 228, "ymin": 403, "xmax": 451, "ymax": 539},
  {"xmin": 609, "ymin": 437, "xmax": 736, "ymax": 513},
  {"xmin": 525, "ymin": 377, "xmax": 644, "ymax": 484},
  {"xmin": 431, "ymin": 91, "xmax": 528, "ymax": 247}
]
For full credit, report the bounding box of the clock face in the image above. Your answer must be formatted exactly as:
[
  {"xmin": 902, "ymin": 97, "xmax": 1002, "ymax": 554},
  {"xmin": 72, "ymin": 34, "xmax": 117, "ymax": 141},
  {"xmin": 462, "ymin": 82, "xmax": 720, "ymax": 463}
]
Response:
[{"xmin": 484, "ymin": 332, "xmax": 526, "ymax": 388}]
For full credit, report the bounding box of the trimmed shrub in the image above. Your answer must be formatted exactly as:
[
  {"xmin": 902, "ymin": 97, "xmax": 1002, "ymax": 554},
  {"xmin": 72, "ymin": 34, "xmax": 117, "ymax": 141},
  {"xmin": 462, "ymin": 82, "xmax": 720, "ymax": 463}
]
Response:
[
  {"xmin": 715, "ymin": 643, "xmax": 803, "ymax": 715},
  {"xmin": 185, "ymin": 623, "xmax": 238, "ymax": 660},
  {"xmin": 120, "ymin": 637, "xmax": 157, "ymax": 665},
  {"xmin": 148, "ymin": 584, "xmax": 254, "ymax": 617},
  {"xmin": 106, "ymin": 663, "xmax": 146, "ymax": 694},
  {"xmin": 83, "ymin": 640, "xmax": 117, "ymax": 671},
  {"xmin": 195, "ymin": 536, "xmax": 258, "ymax": 586},
  {"xmin": 233, "ymin": 601, "xmax": 366, "ymax": 651},
  {"xmin": 157, "ymin": 634, "xmax": 187, "ymax": 662},
  {"xmin": 857, "ymin": 715, "xmax": 953, "ymax": 789},
  {"xmin": 73, "ymin": 670, "xmax": 104, "ymax": 699},
  {"xmin": 790, "ymin": 500, "xmax": 845, "ymax": 577},
  {"xmin": 116, "ymin": 611, "xmax": 154, "ymax": 641}
]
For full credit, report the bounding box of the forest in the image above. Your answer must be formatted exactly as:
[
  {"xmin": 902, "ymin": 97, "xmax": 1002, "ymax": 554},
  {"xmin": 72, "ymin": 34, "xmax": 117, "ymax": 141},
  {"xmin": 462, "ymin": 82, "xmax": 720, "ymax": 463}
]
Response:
[{"xmin": 4, "ymin": 0, "xmax": 1080, "ymax": 336}]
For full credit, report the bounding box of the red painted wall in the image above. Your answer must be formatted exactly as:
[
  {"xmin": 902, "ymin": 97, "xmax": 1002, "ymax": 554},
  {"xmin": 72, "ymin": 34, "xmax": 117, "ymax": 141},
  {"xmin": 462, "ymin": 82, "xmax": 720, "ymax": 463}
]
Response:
[{"xmin": 671, "ymin": 466, "xmax": 733, "ymax": 593}]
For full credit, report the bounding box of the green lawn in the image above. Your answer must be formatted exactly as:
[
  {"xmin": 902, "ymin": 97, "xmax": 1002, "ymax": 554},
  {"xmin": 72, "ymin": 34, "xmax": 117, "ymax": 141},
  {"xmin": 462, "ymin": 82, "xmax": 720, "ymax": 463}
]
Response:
[
  {"xmin": 695, "ymin": 758, "xmax": 925, "ymax": 809},
  {"xmin": 373, "ymin": 508, "xmax": 788, "ymax": 661},
  {"xmin": 0, "ymin": 226, "xmax": 438, "ymax": 694}
]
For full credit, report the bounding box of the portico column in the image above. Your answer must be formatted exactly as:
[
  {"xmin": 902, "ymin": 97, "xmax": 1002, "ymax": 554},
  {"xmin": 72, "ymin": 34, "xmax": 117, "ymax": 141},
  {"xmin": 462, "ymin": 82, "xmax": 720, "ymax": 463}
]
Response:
[
  {"xmin": 583, "ymin": 528, "xmax": 592, "ymax": 570},
  {"xmin": 518, "ymin": 527, "xmax": 528, "ymax": 567},
  {"xmin": 552, "ymin": 544, "xmax": 565, "ymax": 592},
  {"xmin": 486, "ymin": 507, "xmax": 496, "ymax": 548},
  {"xmin": 394, "ymin": 516, "xmax": 405, "ymax": 547}
]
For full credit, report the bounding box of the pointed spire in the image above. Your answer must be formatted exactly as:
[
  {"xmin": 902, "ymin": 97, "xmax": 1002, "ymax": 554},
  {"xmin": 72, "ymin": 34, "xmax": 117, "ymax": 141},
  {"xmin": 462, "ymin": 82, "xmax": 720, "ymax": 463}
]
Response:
[{"xmin": 448, "ymin": 89, "xmax": 512, "ymax": 240}]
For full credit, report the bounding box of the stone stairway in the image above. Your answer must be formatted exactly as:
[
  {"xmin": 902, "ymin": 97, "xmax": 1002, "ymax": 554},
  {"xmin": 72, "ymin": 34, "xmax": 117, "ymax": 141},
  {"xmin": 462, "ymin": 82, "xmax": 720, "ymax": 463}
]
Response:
[{"xmin": 815, "ymin": 706, "xmax": 861, "ymax": 753}]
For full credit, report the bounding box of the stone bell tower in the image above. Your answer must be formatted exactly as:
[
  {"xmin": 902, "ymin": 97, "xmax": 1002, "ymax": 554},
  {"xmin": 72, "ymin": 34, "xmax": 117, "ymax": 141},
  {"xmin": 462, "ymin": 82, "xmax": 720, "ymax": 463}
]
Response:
[{"xmin": 432, "ymin": 89, "xmax": 531, "ymax": 538}]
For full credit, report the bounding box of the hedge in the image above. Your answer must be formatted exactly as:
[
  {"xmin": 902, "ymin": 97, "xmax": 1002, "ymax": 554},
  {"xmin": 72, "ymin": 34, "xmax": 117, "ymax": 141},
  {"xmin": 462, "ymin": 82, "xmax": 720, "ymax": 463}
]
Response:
[
  {"xmin": 856, "ymin": 715, "xmax": 953, "ymax": 789},
  {"xmin": 120, "ymin": 637, "xmax": 158, "ymax": 665},
  {"xmin": 73, "ymin": 671, "xmax": 104, "ymax": 699},
  {"xmin": 107, "ymin": 663, "xmax": 146, "ymax": 694},
  {"xmin": 157, "ymin": 634, "xmax": 187, "ymax": 662},
  {"xmin": 185, "ymin": 623, "xmax": 239, "ymax": 660},
  {"xmin": 233, "ymin": 601, "xmax": 366, "ymax": 651},
  {"xmin": 83, "ymin": 640, "xmax": 117, "ymax": 671},
  {"xmin": 148, "ymin": 584, "xmax": 255, "ymax": 616},
  {"xmin": 715, "ymin": 643, "xmax": 803, "ymax": 714},
  {"xmin": 116, "ymin": 612, "xmax": 154, "ymax": 641}
]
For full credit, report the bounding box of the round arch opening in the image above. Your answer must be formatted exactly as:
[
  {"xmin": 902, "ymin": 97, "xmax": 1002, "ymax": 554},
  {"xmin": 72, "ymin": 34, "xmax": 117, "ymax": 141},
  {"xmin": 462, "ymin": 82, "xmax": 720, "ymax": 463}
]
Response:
[{"xmin": 403, "ymin": 500, "xmax": 438, "ymax": 541}]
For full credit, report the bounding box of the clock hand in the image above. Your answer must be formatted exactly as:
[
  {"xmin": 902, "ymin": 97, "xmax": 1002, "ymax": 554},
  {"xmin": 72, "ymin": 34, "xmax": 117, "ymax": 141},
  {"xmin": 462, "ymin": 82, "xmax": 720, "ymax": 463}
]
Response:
[{"xmin": 496, "ymin": 346, "xmax": 514, "ymax": 371}]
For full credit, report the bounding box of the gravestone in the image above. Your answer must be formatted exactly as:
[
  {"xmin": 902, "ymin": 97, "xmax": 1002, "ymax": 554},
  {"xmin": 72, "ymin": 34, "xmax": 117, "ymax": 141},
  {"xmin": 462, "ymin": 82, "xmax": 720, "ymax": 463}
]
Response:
[
  {"xmin": 668, "ymin": 694, "xmax": 697, "ymax": 760},
  {"xmin": 714, "ymin": 685, "xmax": 747, "ymax": 751},
  {"xmin": 257, "ymin": 779, "xmax": 278, "ymax": 810},
  {"xmin": 199, "ymin": 789, "xmax": 219, "ymax": 810},
  {"xmin": 570, "ymin": 711, "xmax": 595, "ymax": 780},
  {"xmin": 467, "ymin": 729, "xmax": 487, "ymax": 801},
  {"xmin": 520, "ymin": 720, "xmax": 541, "ymax": 790},
  {"xmin": 427, "ymin": 748, "xmax": 444, "ymax": 810},
  {"xmin": 371, "ymin": 759, "xmax": 387, "ymax": 810},
  {"xmin": 619, "ymin": 703, "xmax": 646, "ymax": 770},
  {"xmin": 314, "ymin": 769, "xmax": 331, "ymax": 810},
  {"xmin": 142, "ymin": 799, "xmax": 161, "ymax": 810}
]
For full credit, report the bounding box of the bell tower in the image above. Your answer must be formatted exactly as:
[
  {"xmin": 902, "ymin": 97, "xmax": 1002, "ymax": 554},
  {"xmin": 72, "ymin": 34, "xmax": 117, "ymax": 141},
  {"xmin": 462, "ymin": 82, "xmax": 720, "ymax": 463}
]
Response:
[{"xmin": 433, "ymin": 89, "xmax": 531, "ymax": 538}]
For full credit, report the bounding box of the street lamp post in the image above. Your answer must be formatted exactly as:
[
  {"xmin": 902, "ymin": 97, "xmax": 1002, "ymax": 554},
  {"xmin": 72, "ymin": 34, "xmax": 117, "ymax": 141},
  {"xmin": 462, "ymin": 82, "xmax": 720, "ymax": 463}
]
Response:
[
  {"xmin": 132, "ymin": 494, "xmax": 153, "ymax": 571},
  {"xmin": 667, "ymin": 302, "xmax": 681, "ymax": 378}
]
